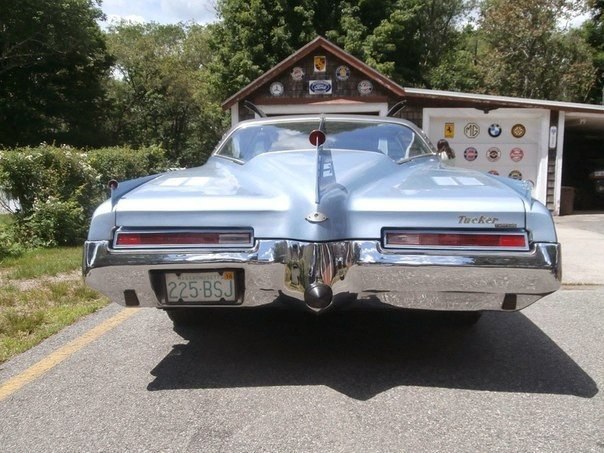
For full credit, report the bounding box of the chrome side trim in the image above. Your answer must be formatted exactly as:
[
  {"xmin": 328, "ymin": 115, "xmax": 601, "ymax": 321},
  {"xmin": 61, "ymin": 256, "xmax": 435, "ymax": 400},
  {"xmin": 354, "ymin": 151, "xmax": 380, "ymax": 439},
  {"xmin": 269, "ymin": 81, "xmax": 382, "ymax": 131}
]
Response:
[{"xmin": 83, "ymin": 240, "xmax": 561, "ymax": 312}]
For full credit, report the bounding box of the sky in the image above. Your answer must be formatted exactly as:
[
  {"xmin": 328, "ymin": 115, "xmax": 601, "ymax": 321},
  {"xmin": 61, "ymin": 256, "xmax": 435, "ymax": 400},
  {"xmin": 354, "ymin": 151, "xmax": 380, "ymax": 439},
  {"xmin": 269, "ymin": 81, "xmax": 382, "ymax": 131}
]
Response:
[
  {"xmin": 99, "ymin": 0, "xmax": 590, "ymax": 28},
  {"xmin": 99, "ymin": 0, "xmax": 218, "ymax": 26}
]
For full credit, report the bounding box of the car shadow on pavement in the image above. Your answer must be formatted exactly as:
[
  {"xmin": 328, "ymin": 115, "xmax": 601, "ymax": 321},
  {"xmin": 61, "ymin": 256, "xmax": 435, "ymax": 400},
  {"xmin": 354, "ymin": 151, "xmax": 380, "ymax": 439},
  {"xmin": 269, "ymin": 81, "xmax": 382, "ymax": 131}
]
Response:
[{"xmin": 147, "ymin": 306, "xmax": 598, "ymax": 401}]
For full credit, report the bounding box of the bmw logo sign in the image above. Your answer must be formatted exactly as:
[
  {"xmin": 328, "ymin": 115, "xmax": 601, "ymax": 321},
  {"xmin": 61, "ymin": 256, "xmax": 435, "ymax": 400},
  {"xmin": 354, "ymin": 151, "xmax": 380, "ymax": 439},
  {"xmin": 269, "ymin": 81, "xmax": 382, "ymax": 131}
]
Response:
[{"xmin": 488, "ymin": 123, "xmax": 502, "ymax": 137}]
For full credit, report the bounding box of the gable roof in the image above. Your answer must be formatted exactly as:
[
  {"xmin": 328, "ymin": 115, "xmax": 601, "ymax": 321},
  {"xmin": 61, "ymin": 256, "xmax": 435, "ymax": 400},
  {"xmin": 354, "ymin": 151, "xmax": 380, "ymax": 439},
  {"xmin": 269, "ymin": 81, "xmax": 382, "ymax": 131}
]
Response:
[{"xmin": 221, "ymin": 36, "xmax": 406, "ymax": 110}]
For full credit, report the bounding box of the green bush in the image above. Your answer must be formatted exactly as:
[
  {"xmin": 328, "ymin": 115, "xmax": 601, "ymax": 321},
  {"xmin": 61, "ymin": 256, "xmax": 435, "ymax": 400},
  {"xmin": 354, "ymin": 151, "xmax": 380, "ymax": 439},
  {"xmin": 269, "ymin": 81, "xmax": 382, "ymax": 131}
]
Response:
[
  {"xmin": 14, "ymin": 198, "xmax": 87, "ymax": 247},
  {"xmin": 0, "ymin": 144, "xmax": 170, "ymax": 248},
  {"xmin": 0, "ymin": 145, "xmax": 98, "ymax": 215},
  {"xmin": 0, "ymin": 230, "xmax": 24, "ymax": 260},
  {"xmin": 87, "ymin": 145, "xmax": 169, "ymax": 189}
]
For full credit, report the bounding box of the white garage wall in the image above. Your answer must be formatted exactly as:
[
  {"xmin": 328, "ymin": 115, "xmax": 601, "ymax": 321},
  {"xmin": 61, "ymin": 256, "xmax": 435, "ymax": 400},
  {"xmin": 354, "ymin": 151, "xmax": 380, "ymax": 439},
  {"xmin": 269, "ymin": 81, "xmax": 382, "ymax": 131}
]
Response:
[{"xmin": 423, "ymin": 108, "xmax": 550, "ymax": 204}]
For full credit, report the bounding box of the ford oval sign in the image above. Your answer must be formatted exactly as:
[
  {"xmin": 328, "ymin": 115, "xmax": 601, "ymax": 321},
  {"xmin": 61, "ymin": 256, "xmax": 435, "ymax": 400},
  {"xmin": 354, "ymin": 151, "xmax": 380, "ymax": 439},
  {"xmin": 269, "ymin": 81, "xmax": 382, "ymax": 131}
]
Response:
[{"xmin": 309, "ymin": 79, "xmax": 332, "ymax": 95}]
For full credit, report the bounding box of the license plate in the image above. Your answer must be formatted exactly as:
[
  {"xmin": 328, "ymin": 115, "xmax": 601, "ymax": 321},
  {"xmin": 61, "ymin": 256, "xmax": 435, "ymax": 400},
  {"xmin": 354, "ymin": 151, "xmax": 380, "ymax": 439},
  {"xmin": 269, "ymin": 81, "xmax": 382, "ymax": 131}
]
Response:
[{"xmin": 165, "ymin": 271, "xmax": 236, "ymax": 303}]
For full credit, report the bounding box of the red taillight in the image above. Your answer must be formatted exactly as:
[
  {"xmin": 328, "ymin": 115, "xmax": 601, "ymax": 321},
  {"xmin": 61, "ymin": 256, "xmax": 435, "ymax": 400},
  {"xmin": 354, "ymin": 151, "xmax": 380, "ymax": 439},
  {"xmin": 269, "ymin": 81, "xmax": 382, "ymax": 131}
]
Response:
[
  {"xmin": 115, "ymin": 231, "xmax": 252, "ymax": 248},
  {"xmin": 384, "ymin": 231, "xmax": 527, "ymax": 249}
]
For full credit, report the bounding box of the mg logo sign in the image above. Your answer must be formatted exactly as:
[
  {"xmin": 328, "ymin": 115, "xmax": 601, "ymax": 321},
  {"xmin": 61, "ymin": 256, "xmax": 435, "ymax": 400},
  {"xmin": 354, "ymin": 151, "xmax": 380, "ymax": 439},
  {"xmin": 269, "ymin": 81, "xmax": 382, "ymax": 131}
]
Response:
[{"xmin": 464, "ymin": 122, "xmax": 480, "ymax": 139}]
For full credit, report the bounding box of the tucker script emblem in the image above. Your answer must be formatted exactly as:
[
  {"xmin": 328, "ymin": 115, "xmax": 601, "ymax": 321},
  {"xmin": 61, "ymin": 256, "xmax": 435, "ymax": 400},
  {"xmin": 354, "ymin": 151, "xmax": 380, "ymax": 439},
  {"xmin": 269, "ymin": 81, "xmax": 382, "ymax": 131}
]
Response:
[{"xmin": 458, "ymin": 215, "xmax": 499, "ymax": 224}]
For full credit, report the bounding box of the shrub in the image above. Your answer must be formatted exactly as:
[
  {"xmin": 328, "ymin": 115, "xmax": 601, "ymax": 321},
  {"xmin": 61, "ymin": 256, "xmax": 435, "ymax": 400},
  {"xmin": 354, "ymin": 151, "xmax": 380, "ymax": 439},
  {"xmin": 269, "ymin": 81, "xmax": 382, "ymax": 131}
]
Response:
[
  {"xmin": 13, "ymin": 198, "xmax": 88, "ymax": 247},
  {"xmin": 0, "ymin": 145, "xmax": 98, "ymax": 215},
  {"xmin": 0, "ymin": 229, "xmax": 24, "ymax": 260},
  {"xmin": 87, "ymin": 145, "xmax": 169, "ymax": 189},
  {"xmin": 0, "ymin": 144, "xmax": 170, "ymax": 249}
]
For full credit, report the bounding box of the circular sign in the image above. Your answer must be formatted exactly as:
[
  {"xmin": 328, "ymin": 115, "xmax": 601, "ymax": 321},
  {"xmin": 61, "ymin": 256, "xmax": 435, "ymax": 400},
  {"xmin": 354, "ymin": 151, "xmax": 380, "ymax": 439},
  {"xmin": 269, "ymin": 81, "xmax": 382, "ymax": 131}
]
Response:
[
  {"xmin": 488, "ymin": 123, "xmax": 502, "ymax": 137},
  {"xmin": 269, "ymin": 82, "xmax": 284, "ymax": 96},
  {"xmin": 509, "ymin": 170, "xmax": 523, "ymax": 180},
  {"xmin": 464, "ymin": 147, "xmax": 478, "ymax": 161},
  {"xmin": 357, "ymin": 80, "xmax": 373, "ymax": 95},
  {"xmin": 291, "ymin": 67, "xmax": 305, "ymax": 81},
  {"xmin": 464, "ymin": 123, "xmax": 480, "ymax": 139},
  {"xmin": 511, "ymin": 123, "xmax": 526, "ymax": 138},
  {"xmin": 487, "ymin": 147, "xmax": 501, "ymax": 162},
  {"xmin": 488, "ymin": 170, "xmax": 500, "ymax": 176},
  {"xmin": 510, "ymin": 147, "xmax": 524, "ymax": 162},
  {"xmin": 335, "ymin": 65, "xmax": 350, "ymax": 81}
]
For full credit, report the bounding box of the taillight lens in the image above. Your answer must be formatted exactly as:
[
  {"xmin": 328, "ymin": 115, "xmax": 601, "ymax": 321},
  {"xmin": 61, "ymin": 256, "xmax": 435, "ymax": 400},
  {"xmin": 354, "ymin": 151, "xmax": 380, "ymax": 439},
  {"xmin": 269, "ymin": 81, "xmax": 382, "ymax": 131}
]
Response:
[
  {"xmin": 114, "ymin": 230, "xmax": 253, "ymax": 248},
  {"xmin": 384, "ymin": 231, "xmax": 527, "ymax": 249}
]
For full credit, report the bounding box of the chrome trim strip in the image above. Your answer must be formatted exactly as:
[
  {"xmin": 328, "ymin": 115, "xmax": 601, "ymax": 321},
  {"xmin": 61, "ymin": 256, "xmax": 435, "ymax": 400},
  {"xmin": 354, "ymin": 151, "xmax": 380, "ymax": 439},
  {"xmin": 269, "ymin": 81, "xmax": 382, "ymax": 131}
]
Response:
[{"xmin": 84, "ymin": 239, "xmax": 561, "ymax": 312}]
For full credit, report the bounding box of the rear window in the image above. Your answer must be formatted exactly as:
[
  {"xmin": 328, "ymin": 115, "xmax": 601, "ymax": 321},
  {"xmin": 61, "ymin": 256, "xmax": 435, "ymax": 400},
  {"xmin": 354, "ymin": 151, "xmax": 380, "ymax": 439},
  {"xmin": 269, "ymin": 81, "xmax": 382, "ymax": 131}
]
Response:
[{"xmin": 216, "ymin": 120, "xmax": 433, "ymax": 163}]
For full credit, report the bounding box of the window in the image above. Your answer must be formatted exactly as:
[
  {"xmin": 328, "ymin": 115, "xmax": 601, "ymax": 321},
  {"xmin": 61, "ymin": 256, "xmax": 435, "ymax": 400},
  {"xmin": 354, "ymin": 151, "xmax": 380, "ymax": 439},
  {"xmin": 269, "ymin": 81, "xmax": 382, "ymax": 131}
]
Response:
[{"xmin": 216, "ymin": 119, "xmax": 433, "ymax": 163}]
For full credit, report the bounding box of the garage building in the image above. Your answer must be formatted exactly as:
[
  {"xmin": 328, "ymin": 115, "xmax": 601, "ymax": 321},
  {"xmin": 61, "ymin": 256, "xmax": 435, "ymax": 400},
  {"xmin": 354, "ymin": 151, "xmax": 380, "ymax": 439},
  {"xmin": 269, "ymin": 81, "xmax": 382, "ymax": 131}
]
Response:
[{"xmin": 222, "ymin": 37, "xmax": 604, "ymax": 215}]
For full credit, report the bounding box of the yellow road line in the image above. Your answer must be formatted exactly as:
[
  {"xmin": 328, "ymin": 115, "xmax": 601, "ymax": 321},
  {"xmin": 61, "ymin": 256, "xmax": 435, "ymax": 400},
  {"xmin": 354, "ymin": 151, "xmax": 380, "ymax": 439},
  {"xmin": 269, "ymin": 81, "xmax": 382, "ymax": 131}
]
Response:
[{"xmin": 0, "ymin": 308, "xmax": 138, "ymax": 402}]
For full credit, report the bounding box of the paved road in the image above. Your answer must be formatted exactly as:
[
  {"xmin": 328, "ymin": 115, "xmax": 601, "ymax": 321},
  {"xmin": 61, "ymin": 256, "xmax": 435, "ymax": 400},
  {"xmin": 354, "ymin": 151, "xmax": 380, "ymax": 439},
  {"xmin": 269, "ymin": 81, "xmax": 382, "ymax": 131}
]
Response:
[
  {"xmin": 0, "ymin": 287, "xmax": 602, "ymax": 452},
  {"xmin": 555, "ymin": 213, "xmax": 604, "ymax": 285}
]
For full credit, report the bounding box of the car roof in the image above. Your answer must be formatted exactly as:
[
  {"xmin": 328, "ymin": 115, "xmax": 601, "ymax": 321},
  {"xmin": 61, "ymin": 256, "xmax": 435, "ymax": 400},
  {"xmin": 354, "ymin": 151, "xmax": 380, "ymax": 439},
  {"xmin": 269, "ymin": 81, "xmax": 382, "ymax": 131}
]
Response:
[{"xmin": 234, "ymin": 114, "xmax": 420, "ymax": 130}]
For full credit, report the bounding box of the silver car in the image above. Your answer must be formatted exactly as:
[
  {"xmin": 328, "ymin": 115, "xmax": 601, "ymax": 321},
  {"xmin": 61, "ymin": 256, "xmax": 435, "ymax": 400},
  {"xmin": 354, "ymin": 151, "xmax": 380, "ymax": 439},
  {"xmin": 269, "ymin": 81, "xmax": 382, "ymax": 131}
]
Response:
[{"xmin": 83, "ymin": 115, "xmax": 561, "ymax": 325}]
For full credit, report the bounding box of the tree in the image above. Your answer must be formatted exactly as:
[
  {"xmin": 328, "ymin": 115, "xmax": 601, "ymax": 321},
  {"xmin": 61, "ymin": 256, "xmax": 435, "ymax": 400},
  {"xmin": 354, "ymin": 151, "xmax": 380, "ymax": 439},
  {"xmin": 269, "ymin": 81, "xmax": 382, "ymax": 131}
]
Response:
[
  {"xmin": 359, "ymin": 0, "xmax": 473, "ymax": 87},
  {"xmin": 209, "ymin": 0, "xmax": 474, "ymax": 98},
  {"xmin": 105, "ymin": 22, "xmax": 227, "ymax": 166},
  {"xmin": 478, "ymin": 0, "xmax": 595, "ymax": 101},
  {"xmin": 0, "ymin": 0, "xmax": 112, "ymax": 147},
  {"xmin": 428, "ymin": 25, "xmax": 486, "ymax": 92},
  {"xmin": 583, "ymin": 0, "xmax": 604, "ymax": 103},
  {"xmin": 208, "ymin": 0, "xmax": 320, "ymax": 100}
]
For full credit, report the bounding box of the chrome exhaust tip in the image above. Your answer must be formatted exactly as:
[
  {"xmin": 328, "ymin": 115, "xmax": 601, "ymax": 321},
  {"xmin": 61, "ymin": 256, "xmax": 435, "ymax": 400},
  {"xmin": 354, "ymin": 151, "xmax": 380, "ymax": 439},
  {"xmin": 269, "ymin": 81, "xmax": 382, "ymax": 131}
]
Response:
[{"xmin": 304, "ymin": 283, "xmax": 333, "ymax": 311}]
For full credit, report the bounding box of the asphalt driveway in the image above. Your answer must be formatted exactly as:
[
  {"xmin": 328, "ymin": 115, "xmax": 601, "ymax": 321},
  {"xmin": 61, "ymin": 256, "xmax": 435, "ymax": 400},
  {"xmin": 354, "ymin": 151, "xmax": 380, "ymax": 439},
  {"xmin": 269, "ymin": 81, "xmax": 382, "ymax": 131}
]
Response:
[
  {"xmin": 0, "ymin": 212, "xmax": 601, "ymax": 452},
  {"xmin": 555, "ymin": 213, "xmax": 604, "ymax": 285}
]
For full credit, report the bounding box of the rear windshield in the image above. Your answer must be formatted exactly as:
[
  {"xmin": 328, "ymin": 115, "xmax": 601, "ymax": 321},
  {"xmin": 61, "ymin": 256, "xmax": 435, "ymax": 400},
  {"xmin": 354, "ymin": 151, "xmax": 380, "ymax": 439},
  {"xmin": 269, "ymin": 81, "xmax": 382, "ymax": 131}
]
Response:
[{"xmin": 215, "ymin": 120, "xmax": 433, "ymax": 163}]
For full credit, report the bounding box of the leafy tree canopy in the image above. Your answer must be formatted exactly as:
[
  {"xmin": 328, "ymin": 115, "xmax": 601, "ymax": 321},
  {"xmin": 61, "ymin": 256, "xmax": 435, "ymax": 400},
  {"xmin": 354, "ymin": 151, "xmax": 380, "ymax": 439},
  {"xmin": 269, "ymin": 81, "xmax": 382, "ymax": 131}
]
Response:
[
  {"xmin": 208, "ymin": 0, "xmax": 473, "ymax": 99},
  {"xmin": 105, "ymin": 22, "xmax": 228, "ymax": 166},
  {"xmin": 208, "ymin": 0, "xmax": 599, "ymax": 104},
  {"xmin": 478, "ymin": 0, "xmax": 595, "ymax": 101},
  {"xmin": 583, "ymin": 0, "xmax": 604, "ymax": 103},
  {"xmin": 0, "ymin": 0, "xmax": 112, "ymax": 147}
]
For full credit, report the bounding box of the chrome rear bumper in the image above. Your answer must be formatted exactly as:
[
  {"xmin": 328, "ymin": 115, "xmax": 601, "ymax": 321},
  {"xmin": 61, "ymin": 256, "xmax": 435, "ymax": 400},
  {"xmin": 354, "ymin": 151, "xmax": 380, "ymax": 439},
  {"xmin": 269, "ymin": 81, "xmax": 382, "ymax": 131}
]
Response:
[{"xmin": 83, "ymin": 240, "xmax": 561, "ymax": 312}]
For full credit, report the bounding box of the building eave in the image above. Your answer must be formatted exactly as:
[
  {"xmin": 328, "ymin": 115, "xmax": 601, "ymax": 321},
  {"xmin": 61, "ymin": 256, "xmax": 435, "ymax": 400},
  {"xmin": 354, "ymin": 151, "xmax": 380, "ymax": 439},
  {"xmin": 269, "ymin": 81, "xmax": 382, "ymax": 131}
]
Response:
[{"xmin": 404, "ymin": 88, "xmax": 604, "ymax": 115}]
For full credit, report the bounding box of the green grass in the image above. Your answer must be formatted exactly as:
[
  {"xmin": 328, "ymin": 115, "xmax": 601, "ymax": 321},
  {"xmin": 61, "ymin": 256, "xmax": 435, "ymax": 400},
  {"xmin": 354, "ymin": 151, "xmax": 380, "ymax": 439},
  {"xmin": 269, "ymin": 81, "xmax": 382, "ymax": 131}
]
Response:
[
  {"xmin": 0, "ymin": 246, "xmax": 83, "ymax": 279},
  {"xmin": 0, "ymin": 239, "xmax": 108, "ymax": 363},
  {"xmin": 0, "ymin": 281, "xmax": 107, "ymax": 363},
  {"xmin": 0, "ymin": 213, "xmax": 12, "ymax": 228}
]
